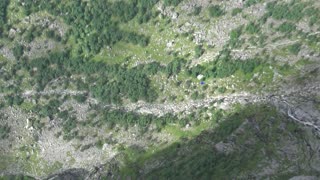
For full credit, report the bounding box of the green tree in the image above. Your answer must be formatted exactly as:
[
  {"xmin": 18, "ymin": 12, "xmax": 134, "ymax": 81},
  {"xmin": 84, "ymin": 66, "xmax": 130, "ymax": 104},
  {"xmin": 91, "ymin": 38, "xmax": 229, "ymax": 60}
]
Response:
[
  {"xmin": 0, "ymin": 0, "xmax": 9, "ymax": 26},
  {"xmin": 163, "ymin": 0, "xmax": 182, "ymax": 7},
  {"xmin": 245, "ymin": 22, "xmax": 260, "ymax": 34},
  {"xmin": 208, "ymin": 5, "xmax": 224, "ymax": 18},
  {"xmin": 12, "ymin": 44, "xmax": 24, "ymax": 59},
  {"xmin": 288, "ymin": 43, "xmax": 301, "ymax": 55},
  {"xmin": 277, "ymin": 22, "xmax": 296, "ymax": 33},
  {"xmin": 0, "ymin": 123, "xmax": 10, "ymax": 139},
  {"xmin": 195, "ymin": 45, "xmax": 205, "ymax": 58},
  {"xmin": 231, "ymin": 8, "xmax": 242, "ymax": 16}
]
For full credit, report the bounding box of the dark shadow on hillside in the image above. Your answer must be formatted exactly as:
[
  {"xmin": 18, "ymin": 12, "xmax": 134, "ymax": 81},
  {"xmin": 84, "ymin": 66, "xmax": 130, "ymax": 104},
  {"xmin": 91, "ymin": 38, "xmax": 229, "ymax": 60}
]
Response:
[{"xmin": 117, "ymin": 104, "xmax": 320, "ymax": 179}]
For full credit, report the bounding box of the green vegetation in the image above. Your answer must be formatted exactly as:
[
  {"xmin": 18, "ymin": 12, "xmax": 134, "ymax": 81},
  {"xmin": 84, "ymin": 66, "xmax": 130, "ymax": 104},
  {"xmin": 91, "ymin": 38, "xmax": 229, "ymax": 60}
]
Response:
[
  {"xmin": 15, "ymin": 52, "xmax": 159, "ymax": 104},
  {"xmin": 244, "ymin": 0, "xmax": 262, "ymax": 7},
  {"xmin": 22, "ymin": 0, "xmax": 158, "ymax": 56},
  {"xmin": 266, "ymin": 1, "xmax": 308, "ymax": 21},
  {"xmin": 34, "ymin": 99, "xmax": 62, "ymax": 119},
  {"xmin": 0, "ymin": 0, "xmax": 319, "ymax": 178},
  {"xmin": 217, "ymin": 87, "xmax": 227, "ymax": 94},
  {"xmin": 0, "ymin": 46, "xmax": 189, "ymax": 140},
  {"xmin": 0, "ymin": 123, "xmax": 10, "ymax": 139},
  {"xmin": 12, "ymin": 44, "xmax": 24, "ymax": 60},
  {"xmin": 287, "ymin": 43, "xmax": 302, "ymax": 55},
  {"xmin": 208, "ymin": 5, "xmax": 225, "ymax": 18},
  {"xmin": 231, "ymin": 8, "xmax": 242, "ymax": 16},
  {"xmin": 264, "ymin": 0, "xmax": 320, "ymax": 34},
  {"xmin": 245, "ymin": 22, "xmax": 260, "ymax": 34},
  {"xmin": 305, "ymin": 7, "xmax": 320, "ymax": 26},
  {"xmin": 119, "ymin": 105, "xmax": 309, "ymax": 179},
  {"xmin": 0, "ymin": 0, "xmax": 9, "ymax": 29},
  {"xmin": 45, "ymin": 29, "xmax": 61, "ymax": 42},
  {"xmin": 4, "ymin": 95, "xmax": 24, "ymax": 106},
  {"xmin": 189, "ymin": 49, "xmax": 261, "ymax": 79},
  {"xmin": 192, "ymin": 6, "xmax": 202, "ymax": 16},
  {"xmin": 74, "ymin": 94, "xmax": 87, "ymax": 103},
  {"xmin": 277, "ymin": 22, "xmax": 296, "ymax": 33},
  {"xmin": 165, "ymin": 58, "xmax": 186, "ymax": 77},
  {"xmin": 163, "ymin": 0, "xmax": 182, "ymax": 7},
  {"xmin": 62, "ymin": 116, "xmax": 78, "ymax": 141},
  {"xmin": 191, "ymin": 91, "xmax": 199, "ymax": 100},
  {"xmin": 100, "ymin": 109, "xmax": 182, "ymax": 131},
  {"xmin": 28, "ymin": 117, "xmax": 44, "ymax": 131},
  {"xmin": 194, "ymin": 45, "xmax": 205, "ymax": 58},
  {"xmin": 229, "ymin": 27, "xmax": 243, "ymax": 48},
  {"xmin": 23, "ymin": 25, "xmax": 48, "ymax": 43}
]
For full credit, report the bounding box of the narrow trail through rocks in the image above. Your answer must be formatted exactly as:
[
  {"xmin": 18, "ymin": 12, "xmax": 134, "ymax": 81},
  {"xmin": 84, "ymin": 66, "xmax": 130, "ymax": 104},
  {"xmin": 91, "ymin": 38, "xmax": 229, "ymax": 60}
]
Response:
[
  {"xmin": 113, "ymin": 84, "xmax": 320, "ymax": 133},
  {"xmin": 1, "ymin": 84, "xmax": 319, "ymax": 132}
]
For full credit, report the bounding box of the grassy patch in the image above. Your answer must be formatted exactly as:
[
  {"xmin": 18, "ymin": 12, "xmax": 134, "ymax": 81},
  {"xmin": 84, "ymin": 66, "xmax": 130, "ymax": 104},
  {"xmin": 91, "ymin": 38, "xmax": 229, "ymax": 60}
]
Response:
[
  {"xmin": 96, "ymin": 17, "xmax": 194, "ymax": 65},
  {"xmin": 277, "ymin": 63, "xmax": 297, "ymax": 76},
  {"xmin": 295, "ymin": 58, "xmax": 313, "ymax": 67},
  {"xmin": 0, "ymin": 154, "xmax": 15, "ymax": 171},
  {"xmin": 18, "ymin": 145, "xmax": 63, "ymax": 176},
  {"xmin": 164, "ymin": 121, "xmax": 212, "ymax": 140}
]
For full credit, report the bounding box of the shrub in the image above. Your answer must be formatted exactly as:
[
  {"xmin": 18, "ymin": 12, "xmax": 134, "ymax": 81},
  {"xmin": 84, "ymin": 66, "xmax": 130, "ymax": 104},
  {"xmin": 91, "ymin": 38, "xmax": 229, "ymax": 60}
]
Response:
[
  {"xmin": 0, "ymin": 0, "xmax": 9, "ymax": 26},
  {"xmin": 217, "ymin": 87, "xmax": 226, "ymax": 93},
  {"xmin": 244, "ymin": 0, "xmax": 262, "ymax": 7},
  {"xmin": 0, "ymin": 123, "xmax": 10, "ymax": 139},
  {"xmin": 277, "ymin": 22, "xmax": 296, "ymax": 33},
  {"xmin": 74, "ymin": 94, "xmax": 87, "ymax": 103},
  {"xmin": 12, "ymin": 44, "xmax": 24, "ymax": 59},
  {"xmin": 193, "ymin": 6, "xmax": 202, "ymax": 16},
  {"xmin": 163, "ymin": 0, "xmax": 182, "ymax": 7},
  {"xmin": 96, "ymin": 139, "xmax": 104, "ymax": 149},
  {"xmin": 287, "ymin": 43, "xmax": 302, "ymax": 55},
  {"xmin": 267, "ymin": 1, "xmax": 307, "ymax": 21},
  {"xmin": 231, "ymin": 8, "xmax": 242, "ymax": 16},
  {"xmin": 208, "ymin": 5, "xmax": 224, "ymax": 18},
  {"xmin": 229, "ymin": 27, "xmax": 242, "ymax": 47},
  {"xmin": 195, "ymin": 45, "xmax": 205, "ymax": 58},
  {"xmin": 245, "ymin": 22, "xmax": 260, "ymax": 34},
  {"xmin": 191, "ymin": 92, "xmax": 199, "ymax": 100},
  {"xmin": 22, "ymin": 0, "xmax": 156, "ymax": 55}
]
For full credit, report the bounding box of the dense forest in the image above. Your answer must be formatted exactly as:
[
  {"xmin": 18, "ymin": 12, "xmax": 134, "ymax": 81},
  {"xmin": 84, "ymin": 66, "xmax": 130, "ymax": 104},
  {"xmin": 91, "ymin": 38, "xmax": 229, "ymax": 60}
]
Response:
[
  {"xmin": 189, "ymin": 49, "xmax": 262, "ymax": 79},
  {"xmin": 0, "ymin": 0, "xmax": 9, "ymax": 36},
  {"xmin": 15, "ymin": 51, "xmax": 158, "ymax": 103},
  {"xmin": 20, "ymin": 0, "xmax": 169, "ymax": 56}
]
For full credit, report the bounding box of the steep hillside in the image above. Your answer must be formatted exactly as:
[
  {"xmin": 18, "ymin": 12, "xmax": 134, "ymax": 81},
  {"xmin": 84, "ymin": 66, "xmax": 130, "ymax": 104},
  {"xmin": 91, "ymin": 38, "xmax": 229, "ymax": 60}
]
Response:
[{"xmin": 0, "ymin": 0, "xmax": 320, "ymax": 179}]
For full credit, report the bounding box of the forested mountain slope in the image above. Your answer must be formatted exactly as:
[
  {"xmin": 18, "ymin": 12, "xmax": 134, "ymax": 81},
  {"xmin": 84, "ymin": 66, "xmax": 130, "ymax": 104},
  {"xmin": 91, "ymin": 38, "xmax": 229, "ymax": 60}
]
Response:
[{"xmin": 0, "ymin": 0, "xmax": 320, "ymax": 179}]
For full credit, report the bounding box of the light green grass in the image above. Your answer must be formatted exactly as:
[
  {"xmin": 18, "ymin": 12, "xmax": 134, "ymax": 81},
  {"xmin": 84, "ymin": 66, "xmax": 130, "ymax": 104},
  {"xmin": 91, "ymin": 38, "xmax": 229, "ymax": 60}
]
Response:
[
  {"xmin": 7, "ymin": 0, "xmax": 26, "ymax": 24},
  {"xmin": 164, "ymin": 121, "xmax": 212, "ymax": 139},
  {"xmin": 94, "ymin": 16, "xmax": 195, "ymax": 65},
  {"xmin": 15, "ymin": 145, "xmax": 63, "ymax": 176}
]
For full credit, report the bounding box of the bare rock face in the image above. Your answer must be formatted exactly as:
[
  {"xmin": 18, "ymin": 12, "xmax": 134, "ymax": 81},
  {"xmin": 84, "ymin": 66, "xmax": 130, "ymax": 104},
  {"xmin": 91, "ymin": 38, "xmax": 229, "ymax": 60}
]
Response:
[
  {"xmin": 44, "ymin": 168, "xmax": 89, "ymax": 180},
  {"xmin": 0, "ymin": 46, "xmax": 15, "ymax": 61},
  {"xmin": 214, "ymin": 141, "xmax": 234, "ymax": 154}
]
